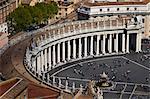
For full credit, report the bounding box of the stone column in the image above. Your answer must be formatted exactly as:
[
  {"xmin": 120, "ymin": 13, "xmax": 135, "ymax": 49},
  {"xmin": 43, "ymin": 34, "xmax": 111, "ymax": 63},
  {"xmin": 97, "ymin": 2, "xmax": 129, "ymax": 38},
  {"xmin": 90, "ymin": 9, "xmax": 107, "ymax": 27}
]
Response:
[
  {"xmin": 68, "ymin": 40, "xmax": 71, "ymax": 60},
  {"xmin": 65, "ymin": 80, "xmax": 69, "ymax": 91},
  {"xmin": 42, "ymin": 73, "xmax": 45, "ymax": 81},
  {"xmin": 32, "ymin": 59, "xmax": 36, "ymax": 72},
  {"xmin": 48, "ymin": 47, "xmax": 51, "ymax": 69},
  {"xmin": 109, "ymin": 34, "xmax": 112, "ymax": 53},
  {"xmin": 115, "ymin": 33, "xmax": 118, "ymax": 53},
  {"xmin": 47, "ymin": 73, "xmax": 50, "ymax": 83},
  {"xmin": 102, "ymin": 35, "xmax": 106, "ymax": 54},
  {"xmin": 62, "ymin": 42, "xmax": 66, "ymax": 62},
  {"xmin": 126, "ymin": 34, "xmax": 129, "ymax": 53},
  {"xmin": 57, "ymin": 43, "xmax": 60, "ymax": 63},
  {"xmin": 84, "ymin": 37, "xmax": 87, "ymax": 57},
  {"xmin": 96, "ymin": 35, "xmax": 100, "ymax": 55},
  {"xmin": 73, "ymin": 39, "xmax": 76, "ymax": 59},
  {"xmin": 136, "ymin": 33, "xmax": 139, "ymax": 52},
  {"xmin": 58, "ymin": 78, "xmax": 62, "ymax": 87},
  {"xmin": 52, "ymin": 76, "xmax": 56, "ymax": 85},
  {"xmin": 122, "ymin": 34, "xmax": 125, "ymax": 53},
  {"xmin": 44, "ymin": 48, "xmax": 47, "ymax": 71},
  {"xmin": 53, "ymin": 45, "xmax": 56, "ymax": 67},
  {"xmin": 138, "ymin": 33, "xmax": 142, "ymax": 52},
  {"xmin": 41, "ymin": 51, "xmax": 44, "ymax": 71},
  {"xmin": 72, "ymin": 82, "xmax": 75, "ymax": 92},
  {"xmin": 90, "ymin": 36, "xmax": 93, "ymax": 55},
  {"xmin": 37, "ymin": 56, "xmax": 41, "ymax": 75},
  {"xmin": 79, "ymin": 38, "xmax": 82, "ymax": 58}
]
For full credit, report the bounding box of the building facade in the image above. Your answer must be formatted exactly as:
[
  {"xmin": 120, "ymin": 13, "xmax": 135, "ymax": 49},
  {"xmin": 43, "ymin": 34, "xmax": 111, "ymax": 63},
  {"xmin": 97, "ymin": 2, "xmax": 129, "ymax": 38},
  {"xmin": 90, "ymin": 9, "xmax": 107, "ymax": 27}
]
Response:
[
  {"xmin": 0, "ymin": 0, "xmax": 17, "ymax": 33},
  {"xmin": 77, "ymin": 0, "xmax": 150, "ymax": 38},
  {"xmin": 53, "ymin": 0, "xmax": 80, "ymax": 4},
  {"xmin": 56, "ymin": 1, "xmax": 74, "ymax": 19}
]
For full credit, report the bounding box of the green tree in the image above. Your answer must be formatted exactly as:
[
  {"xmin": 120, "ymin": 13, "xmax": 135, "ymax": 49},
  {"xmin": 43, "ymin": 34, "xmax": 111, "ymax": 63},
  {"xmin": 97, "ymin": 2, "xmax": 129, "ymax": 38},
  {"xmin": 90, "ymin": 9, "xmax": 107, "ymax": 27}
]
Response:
[
  {"xmin": 7, "ymin": 6, "xmax": 32, "ymax": 33},
  {"xmin": 36, "ymin": 3, "xmax": 49, "ymax": 23},
  {"xmin": 7, "ymin": 2, "xmax": 58, "ymax": 35},
  {"xmin": 28, "ymin": 6, "xmax": 43, "ymax": 25}
]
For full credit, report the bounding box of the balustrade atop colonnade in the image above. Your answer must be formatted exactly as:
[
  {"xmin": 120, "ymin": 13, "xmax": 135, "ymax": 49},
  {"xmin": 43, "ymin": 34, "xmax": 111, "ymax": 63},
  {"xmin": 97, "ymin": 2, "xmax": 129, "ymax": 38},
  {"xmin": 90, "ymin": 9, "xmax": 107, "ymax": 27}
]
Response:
[
  {"xmin": 24, "ymin": 17, "xmax": 143, "ymax": 91},
  {"xmin": 36, "ymin": 17, "xmax": 128, "ymax": 46}
]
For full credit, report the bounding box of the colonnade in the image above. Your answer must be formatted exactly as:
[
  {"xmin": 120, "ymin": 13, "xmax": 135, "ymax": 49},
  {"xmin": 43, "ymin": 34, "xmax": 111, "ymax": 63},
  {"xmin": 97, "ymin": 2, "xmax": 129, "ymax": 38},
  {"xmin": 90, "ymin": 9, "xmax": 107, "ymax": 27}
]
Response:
[
  {"xmin": 22, "ymin": 16, "xmax": 144, "ymax": 94},
  {"xmin": 31, "ymin": 32, "xmax": 142, "ymax": 75},
  {"xmin": 37, "ymin": 18, "xmax": 130, "ymax": 47}
]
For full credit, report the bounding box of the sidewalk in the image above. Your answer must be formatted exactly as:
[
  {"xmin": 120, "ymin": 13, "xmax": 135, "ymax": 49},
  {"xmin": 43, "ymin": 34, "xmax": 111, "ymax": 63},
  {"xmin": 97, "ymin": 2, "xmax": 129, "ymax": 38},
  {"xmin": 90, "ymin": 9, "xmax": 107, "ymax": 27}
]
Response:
[{"xmin": 0, "ymin": 37, "xmax": 59, "ymax": 92}]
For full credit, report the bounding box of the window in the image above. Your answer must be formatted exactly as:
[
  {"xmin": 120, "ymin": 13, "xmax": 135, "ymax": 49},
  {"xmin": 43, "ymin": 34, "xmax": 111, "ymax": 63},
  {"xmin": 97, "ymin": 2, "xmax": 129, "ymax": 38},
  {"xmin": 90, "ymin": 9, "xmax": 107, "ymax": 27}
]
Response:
[
  {"xmin": 142, "ymin": 19, "xmax": 144, "ymax": 23},
  {"xmin": 127, "ymin": 8, "xmax": 129, "ymax": 11},
  {"xmin": 65, "ymin": 8, "xmax": 67, "ymax": 11},
  {"xmin": 117, "ymin": 8, "xmax": 119, "ymax": 11},
  {"xmin": 100, "ymin": 9, "xmax": 102, "ymax": 11},
  {"xmin": 134, "ymin": 8, "xmax": 137, "ymax": 10},
  {"xmin": 107, "ymin": 8, "xmax": 110, "ymax": 11}
]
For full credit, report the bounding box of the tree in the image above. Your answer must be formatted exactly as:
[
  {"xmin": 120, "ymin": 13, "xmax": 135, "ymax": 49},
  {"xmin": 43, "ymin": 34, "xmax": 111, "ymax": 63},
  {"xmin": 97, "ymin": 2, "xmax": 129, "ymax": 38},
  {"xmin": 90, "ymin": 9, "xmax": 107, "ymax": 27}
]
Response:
[
  {"xmin": 7, "ymin": 2, "xmax": 58, "ymax": 35},
  {"xmin": 7, "ymin": 6, "xmax": 32, "ymax": 33},
  {"xmin": 36, "ymin": 3, "xmax": 49, "ymax": 23}
]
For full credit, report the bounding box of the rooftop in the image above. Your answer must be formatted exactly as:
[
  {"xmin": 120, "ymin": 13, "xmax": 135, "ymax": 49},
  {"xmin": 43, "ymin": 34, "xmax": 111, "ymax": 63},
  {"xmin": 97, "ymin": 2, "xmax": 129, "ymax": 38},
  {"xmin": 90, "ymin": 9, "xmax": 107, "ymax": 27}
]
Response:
[
  {"xmin": 84, "ymin": 0, "xmax": 150, "ymax": 6},
  {"xmin": 0, "ymin": 0, "xmax": 16, "ymax": 9},
  {"xmin": 58, "ymin": 1, "xmax": 73, "ymax": 6},
  {"xmin": 21, "ymin": 0, "xmax": 32, "ymax": 5},
  {"xmin": 0, "ymin": 78, "xmax": 20, "ymax": 96}
]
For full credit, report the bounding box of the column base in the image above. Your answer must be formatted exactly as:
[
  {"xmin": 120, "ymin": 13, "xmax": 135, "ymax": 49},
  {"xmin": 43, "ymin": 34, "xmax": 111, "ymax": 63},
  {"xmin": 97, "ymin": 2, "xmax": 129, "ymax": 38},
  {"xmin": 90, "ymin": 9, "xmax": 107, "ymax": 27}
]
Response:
[
  {"xmin": 95, "ymin": 54, "xmax": 100, "ymax": 57},
  {"xmin": 62, "ymin": 60, "xmax": 66, "ymax": 63},
  {"xmin": 122, "ymin": 51, "xmax": 125, "ymax": 53},
  {"xmin": 108, "ymin": 52, "xmax": 112, "ymax": 54},
  {"xmin": 67, "ymin": 58, "xmax": 70, "ymax": 61},
  {"xmin": 84, "ymin": 55, "xmax": 87, "ymax": 58},
  {"xmin": 102, "ymin": 53, "xmax": 106, "ymax": 55}
]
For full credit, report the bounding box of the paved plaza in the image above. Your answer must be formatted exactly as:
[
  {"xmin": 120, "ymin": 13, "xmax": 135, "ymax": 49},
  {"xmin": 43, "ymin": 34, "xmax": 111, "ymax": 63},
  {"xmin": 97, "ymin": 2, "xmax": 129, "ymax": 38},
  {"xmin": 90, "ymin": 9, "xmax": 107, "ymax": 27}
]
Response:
[{"xmin": 50, "ymin": 52, "xmax": 150, "ymax": 99}]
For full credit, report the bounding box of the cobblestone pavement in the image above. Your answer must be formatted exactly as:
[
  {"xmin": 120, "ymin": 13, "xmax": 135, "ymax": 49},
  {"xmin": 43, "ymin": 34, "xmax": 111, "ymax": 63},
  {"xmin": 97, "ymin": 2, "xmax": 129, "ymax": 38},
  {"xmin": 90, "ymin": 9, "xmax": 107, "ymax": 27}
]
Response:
[{"xmin": 0, "ymin": 36, "xmax": 59, "ymax": 92}]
